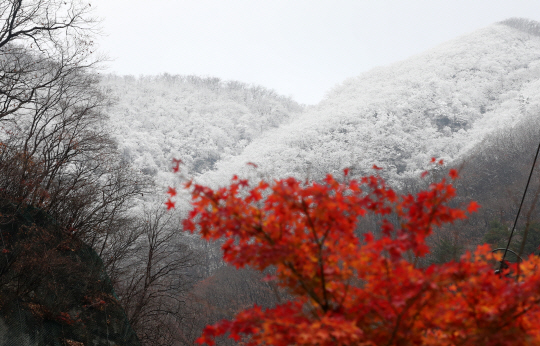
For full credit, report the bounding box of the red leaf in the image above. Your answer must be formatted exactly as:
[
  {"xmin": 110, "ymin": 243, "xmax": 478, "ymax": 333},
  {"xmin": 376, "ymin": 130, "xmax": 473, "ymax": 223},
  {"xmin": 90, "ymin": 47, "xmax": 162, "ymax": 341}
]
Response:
[
  {"xmin": 172, "ymin": 158, "xmax": 182, "ymax": 173},
  {"xmin": 165, "ymin": 198, "xmax": 175, "ymax": 210},
  {"xmin": 167, "ymin": 187, "xmax": 177, "ymax": 197}
]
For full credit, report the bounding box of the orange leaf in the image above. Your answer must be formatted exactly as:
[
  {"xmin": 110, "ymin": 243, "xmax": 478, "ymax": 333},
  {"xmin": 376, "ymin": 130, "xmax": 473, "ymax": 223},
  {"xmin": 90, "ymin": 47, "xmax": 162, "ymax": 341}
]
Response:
[
  {"xmin": 167, "ymin": 187, "xmax": 177, "ymax": 197},
  {"xmin": 467, "ymin": 201, "xmax": 480, "ymax": 213}
]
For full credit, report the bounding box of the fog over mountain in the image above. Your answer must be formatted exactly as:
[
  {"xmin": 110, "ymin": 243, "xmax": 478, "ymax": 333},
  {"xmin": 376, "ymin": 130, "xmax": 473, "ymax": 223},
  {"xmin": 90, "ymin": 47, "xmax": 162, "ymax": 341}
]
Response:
[{"xmin": 103, "ymin": 18, "xmax": 540, "ymax": 190}]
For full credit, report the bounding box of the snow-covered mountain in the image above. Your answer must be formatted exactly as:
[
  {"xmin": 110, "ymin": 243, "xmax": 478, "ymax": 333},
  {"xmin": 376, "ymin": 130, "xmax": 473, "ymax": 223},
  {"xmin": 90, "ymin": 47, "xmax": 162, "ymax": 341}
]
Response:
[
  {"xmin": 104, "ymin": 18, "xmax": 540, "ymax": 190},
  {"xmin": 197, "ymin": 18, "xmax": 540, "ymax": 187},
  {"xmin": 101, "ymin": 74, "xmax": 303, "ymax": 187}
]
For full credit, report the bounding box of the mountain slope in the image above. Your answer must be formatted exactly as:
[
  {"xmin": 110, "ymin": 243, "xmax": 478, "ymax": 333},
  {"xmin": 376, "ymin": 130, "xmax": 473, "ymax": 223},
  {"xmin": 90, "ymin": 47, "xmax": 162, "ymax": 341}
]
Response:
[
  {"xmin": 199, "ymin": 19, "xmax": 540, "ymax": 187},
  {"xmin": 101, "ymin": 74, "xmax": 303, "ymax": 187}
]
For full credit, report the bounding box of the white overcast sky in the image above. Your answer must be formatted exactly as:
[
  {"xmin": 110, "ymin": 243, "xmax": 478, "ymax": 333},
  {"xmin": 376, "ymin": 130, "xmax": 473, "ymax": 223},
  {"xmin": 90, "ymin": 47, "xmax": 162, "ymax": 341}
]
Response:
[{"xmin": 92, "ymin": 0, "xmax": 540, "ymax": 105}]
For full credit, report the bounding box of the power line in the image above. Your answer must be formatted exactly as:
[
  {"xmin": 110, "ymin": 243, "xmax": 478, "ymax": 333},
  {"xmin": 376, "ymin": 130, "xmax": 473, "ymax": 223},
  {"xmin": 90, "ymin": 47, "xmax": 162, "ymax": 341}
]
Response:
[{"xmin": 498, "ymin": 135, "xmax": 540, "ymax": 273}]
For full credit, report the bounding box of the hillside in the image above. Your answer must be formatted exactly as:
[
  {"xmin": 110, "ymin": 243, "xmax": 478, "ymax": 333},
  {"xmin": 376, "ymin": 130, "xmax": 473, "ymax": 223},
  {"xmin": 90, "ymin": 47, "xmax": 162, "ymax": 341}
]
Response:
[
  {"xmin": 101, "ymin": 74, "xmax": 303, "ymax": 188},
  {"xmin": 0, "ymin": 200, "xmax": 140, "ymax": 346},
  {"xmin": 198, "ymin": 18, "xmax": 540, "ymax": 187}
]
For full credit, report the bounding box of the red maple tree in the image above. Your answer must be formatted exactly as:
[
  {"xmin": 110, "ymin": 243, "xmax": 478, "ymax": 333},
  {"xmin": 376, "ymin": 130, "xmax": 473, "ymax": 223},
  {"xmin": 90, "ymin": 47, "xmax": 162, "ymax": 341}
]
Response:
[{"xmin": 170, "ymin": 164, "xmax": 540, "ymax": 346}]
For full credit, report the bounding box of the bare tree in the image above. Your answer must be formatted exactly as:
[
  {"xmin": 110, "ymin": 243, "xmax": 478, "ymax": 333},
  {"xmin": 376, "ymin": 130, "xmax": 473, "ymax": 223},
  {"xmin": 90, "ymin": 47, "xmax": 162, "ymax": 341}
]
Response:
[
  {"xmin": 0, "ymin": 3, "xmax": 155, "ymax": 342},
  {"xmin": 0, "ymin": 0, "xmax": 98, "ymax": 119},
  {"xmin": 114, "ymin": 205, "xmax": 198, "ymax": 346},
  {"xmin": 0, "ymin": 1, "xmax": 149, "ymax": 244}
]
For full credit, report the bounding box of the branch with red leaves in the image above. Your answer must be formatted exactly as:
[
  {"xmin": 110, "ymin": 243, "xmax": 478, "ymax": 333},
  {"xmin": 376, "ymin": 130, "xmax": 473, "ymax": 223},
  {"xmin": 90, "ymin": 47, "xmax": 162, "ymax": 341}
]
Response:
[{"xmin": 168, "ymin": 159, "xmax": 540, "ymax": 346}]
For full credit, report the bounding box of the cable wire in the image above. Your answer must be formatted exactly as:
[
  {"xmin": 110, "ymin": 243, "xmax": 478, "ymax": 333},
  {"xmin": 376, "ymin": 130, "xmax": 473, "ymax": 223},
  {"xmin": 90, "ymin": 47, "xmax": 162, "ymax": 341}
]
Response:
[{"xmin": 498, "ymin": 136, "xmax": 540, "ymax": 272}]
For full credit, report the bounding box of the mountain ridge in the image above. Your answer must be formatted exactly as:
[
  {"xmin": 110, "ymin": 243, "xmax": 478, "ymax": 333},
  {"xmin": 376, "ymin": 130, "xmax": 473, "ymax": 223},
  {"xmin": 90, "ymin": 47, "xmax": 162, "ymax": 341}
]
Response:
[
  {"xmin": 101, "ymin": 19, "xmax": 540, "ymax": 192},
  {"xmin": 196, "ymin": 19, "xmax": 540, "ymax": 187}
]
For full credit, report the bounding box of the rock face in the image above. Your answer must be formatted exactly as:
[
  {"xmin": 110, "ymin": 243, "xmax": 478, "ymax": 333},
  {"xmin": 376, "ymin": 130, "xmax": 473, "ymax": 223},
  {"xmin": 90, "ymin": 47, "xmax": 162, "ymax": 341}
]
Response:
[{"xmin": 0, "ymin": 200, "xmax": 140, "ymax": 346}]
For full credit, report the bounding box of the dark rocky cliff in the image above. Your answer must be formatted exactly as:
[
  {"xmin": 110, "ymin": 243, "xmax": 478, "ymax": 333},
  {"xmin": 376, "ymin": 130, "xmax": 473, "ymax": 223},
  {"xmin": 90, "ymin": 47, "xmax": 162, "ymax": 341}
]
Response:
[{"xmin": 0, "ymin": 200, "xmax": 140, "ymax": 346}]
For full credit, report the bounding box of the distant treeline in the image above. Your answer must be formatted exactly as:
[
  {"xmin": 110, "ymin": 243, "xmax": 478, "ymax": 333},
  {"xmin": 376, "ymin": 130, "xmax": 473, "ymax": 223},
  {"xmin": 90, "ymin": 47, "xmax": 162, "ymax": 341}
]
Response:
[{"xmin": 500, "ymin": 18, "xmax": 540, "ymax": 37}]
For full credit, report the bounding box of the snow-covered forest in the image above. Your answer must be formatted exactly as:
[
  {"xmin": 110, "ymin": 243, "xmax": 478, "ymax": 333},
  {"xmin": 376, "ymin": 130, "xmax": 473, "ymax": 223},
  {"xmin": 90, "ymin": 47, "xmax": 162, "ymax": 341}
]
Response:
[{"xmin": 104, "ymin": 19, "xmax": 540, "ymax": 190}]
